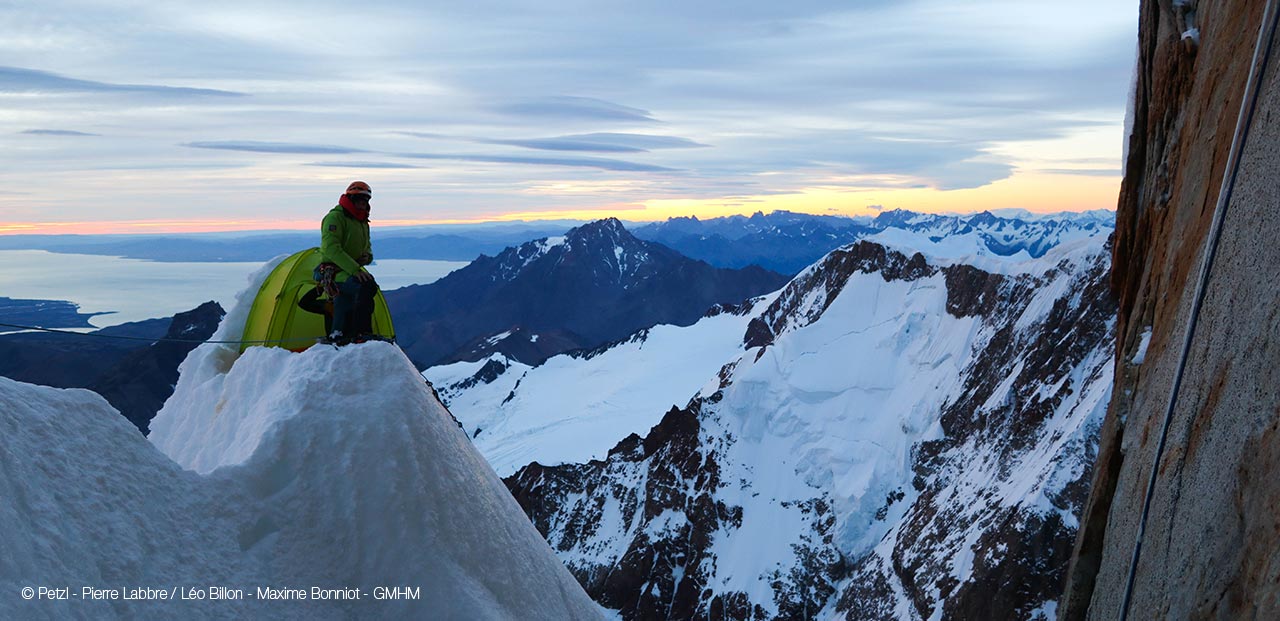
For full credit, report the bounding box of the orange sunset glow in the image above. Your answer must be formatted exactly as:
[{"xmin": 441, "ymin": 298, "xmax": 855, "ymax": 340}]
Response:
[{"xmin": 1, "ymin": 170, "xmax": 1120, "ymax": 236}]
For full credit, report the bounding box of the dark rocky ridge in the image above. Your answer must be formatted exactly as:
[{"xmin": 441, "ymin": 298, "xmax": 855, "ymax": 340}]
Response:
[
  {"xmin": 386, "ymin": 218, "xmax": 789, "ymax": 369},
  {"xmin": 1060, "ymin": 0, "xmax": 1280, "ymax": 618},
  {"xmin": 0, "ymin": 319, "xmax": 167, "ymax": 389},
  {"xmin": 0, "ymin": 302, "xmax": 223, "ymax": 433},
  {"xmin": 89, "ymin": 301, "xmax": 223, "ymax": 433}
]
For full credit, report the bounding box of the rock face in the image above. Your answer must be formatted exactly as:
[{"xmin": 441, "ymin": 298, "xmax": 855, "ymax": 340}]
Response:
[
  {"xmin": 506, "ymin": 239, "xmax": 1116, "ymax": 620},
  {"xmin": 1059, "ymin": 0, "xmax": 1280, "ymax": 619}
]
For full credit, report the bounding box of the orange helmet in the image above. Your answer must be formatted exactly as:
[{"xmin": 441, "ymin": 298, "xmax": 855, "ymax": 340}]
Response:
[{"xmin": 345, "ymin": 181, "xmax": 372, "ymax": 196}]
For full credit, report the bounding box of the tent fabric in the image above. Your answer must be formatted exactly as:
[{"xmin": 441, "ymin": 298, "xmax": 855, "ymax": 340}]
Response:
[{"xmin": 241, "ymin": 248, "xmax": 395, "ymax": 353}]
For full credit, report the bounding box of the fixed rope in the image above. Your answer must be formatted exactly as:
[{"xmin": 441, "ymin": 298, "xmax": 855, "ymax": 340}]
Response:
[{"xmin": 1118, "ymin": 1, "xmax": 1280, "ymax": 619}]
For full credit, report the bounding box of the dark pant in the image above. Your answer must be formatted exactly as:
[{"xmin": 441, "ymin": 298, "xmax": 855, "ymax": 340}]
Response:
[{"xmin": 331, "ymin": 277, "xmax": 377, "ymax": 336}]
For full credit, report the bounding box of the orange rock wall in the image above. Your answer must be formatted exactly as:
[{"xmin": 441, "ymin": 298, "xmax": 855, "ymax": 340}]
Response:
[{"xmin": 1061, "ymin": 0, "xmax": 1280, "ymax": 618}]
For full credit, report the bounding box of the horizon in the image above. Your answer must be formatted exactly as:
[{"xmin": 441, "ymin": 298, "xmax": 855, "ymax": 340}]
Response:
[
  {"xmin": 3, "ymin": 2, "xmax": 1136, "ymax": 236},
  {"xmin": 0, "ymin": 205, "xmax": 1116, "ymax": 238}
]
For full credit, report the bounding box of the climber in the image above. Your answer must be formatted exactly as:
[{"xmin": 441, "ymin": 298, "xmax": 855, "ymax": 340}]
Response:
[{"xmin": 318, "ymin": 180, "xmax": 377, "ymax": 344}]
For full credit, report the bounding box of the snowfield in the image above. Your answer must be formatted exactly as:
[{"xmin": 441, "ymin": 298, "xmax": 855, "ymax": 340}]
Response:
[
  {"xmin": 1, "ymin": 263, "xmax": 601, "ymax": 620},
  {"xmin": 424, "ymin": 293, "xmax": 777, "ymax": 477}
]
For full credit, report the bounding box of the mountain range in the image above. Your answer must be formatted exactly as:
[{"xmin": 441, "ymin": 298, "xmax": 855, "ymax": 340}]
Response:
[
  {"xmin": 0, "ymin": 204, "xmax": 1122, "ymax": 619},
  {"xmin": 428, "ymin": 232, "xmax": 1116, "ymax": 619},
  {"xmin": 0, "ymin": 222, "xmax": 578, "ymax": 262},
  {"xmin": 632, "ymin": 208, "xmax": 1114, "ymax": 274}
]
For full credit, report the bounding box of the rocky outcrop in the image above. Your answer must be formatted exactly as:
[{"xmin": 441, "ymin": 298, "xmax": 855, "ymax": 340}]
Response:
[
  {"xmin": 1060, "ymin": 0, "xmax": 1280, "ymax": 618},
  {"xmin": 90, "ymin": 301, "xmax": 224, "ymax": 433}
]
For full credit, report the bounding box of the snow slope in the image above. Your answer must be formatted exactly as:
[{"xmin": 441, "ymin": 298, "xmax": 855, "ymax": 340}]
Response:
[
  {"xmin": 424, "ymin": 297, "xmax": 774, "ymax": 477},
  {"xmin": 1, "ymin": 261, "xmax": 601, "ymax": 620}
]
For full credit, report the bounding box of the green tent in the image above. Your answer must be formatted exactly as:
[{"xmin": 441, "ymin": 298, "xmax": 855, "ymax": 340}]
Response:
[{"xmin": 240, "ymin": 247, "xmax": 395, "ymax": 353}]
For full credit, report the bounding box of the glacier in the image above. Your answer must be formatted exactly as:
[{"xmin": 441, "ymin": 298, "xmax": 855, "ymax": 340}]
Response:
[{"xmin": 424, "ymin": 293, "xmax": 778, "ymax": 477}]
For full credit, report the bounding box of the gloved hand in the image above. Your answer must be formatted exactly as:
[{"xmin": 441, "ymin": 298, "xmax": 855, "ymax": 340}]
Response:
[
  {"xmin": 357, "ymin": 253, "xmax": 373, "ymax": 266},
  {"xmin": 353, "ymin": 270, "xmax": 375, "ymax": 283}
]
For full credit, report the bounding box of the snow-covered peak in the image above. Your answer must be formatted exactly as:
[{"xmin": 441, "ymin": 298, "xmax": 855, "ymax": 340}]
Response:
[
  {"xmin": 872, "ymin": 208, "xmax": 947, "ymax": 229},
  {"xmin": 490, "ymin": 236, "xmax": 561, "ymax": 281},
  {"xmin": 633, "ymin": 208, "xmax": 1113, "ymax": 274},
  {"xmin": 866, "ymin": 228, "xmax": 1036, "ymax": 274},
  {"xmin": 484, "ymin": 217, "xmax": 661, "ymax": 285}
]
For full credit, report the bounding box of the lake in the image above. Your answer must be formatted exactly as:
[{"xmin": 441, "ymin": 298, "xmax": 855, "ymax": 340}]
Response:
[{"xmin": 0, "ymin": 250, "xmax": 468, "ymax": 328}]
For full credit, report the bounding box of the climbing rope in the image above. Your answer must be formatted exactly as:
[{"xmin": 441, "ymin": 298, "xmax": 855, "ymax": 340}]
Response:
[
  {"xmin": 0, "ymin": 321, "xmax": 319, "ymax": 346},
  {"xmin": 1118, "ymin": 1, "xmax": 1280, "ymax": 619}
]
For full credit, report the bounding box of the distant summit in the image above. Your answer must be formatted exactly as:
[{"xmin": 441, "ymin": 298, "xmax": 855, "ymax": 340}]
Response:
[
  {"xmin": 385, "ymin": 218, "xmax": 789, "ymax": 368},
  {"xmin": 633, "ymin": 208, "xmax": 1115, "ymax": 274}
]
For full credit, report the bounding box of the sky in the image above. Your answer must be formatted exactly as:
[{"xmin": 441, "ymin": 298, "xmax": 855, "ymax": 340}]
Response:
[{"xmin": 1, "ymin": 0, "xmax": 1138, "ymax": 235}]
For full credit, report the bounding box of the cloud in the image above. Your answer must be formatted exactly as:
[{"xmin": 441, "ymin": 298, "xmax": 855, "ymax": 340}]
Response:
[
  {"xmin": 394, "ymin": 131, "xmax": 454, "ymax": 141},
  {"xmin": 486, "ymin": 138, "xmax": 645, "ymax": 153},
  {"xmin": 21, "ymin": 129, "xmax": 99, "ymax": 136},
  {"xmin": 307, "ymin": 161, "xmax": 425, "ymax": 169},
  {"xmin": 922, "ymin": 159, "xmax": 1016, "ymax": 191},
  {"xmin": 396, "ymin": 151, "xmax": 677, "ymax": 172},
  {"xmin": 486, "ymin": 132, "xmax": 708, "ymax": 153},
  {"xmin": 494, "ymin": 96, "xmax": 657, "ymax": 123},
  {"xmin": 183, "ymin": 141, "xmax": 367, "ymax": 154},
  {"xmin": 0, "ymin": 65, "xmax": 245, "ymax": 98},
  {"xmin": 1, "ymin": 0, "xmax": 1135, "ymax": 224},
  {"xmin": 1037, "ymin": 168, "xmax": 1122, "ymax": 177},
  {"xmin": 397, "ymin": 131, "xmax": 706, "ymax": 154}
]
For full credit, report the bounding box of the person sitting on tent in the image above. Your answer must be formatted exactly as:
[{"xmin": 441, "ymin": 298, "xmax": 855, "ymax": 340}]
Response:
[{"xmin": 317, "ymin": 180, "xmax": 377, "ymax": 343}]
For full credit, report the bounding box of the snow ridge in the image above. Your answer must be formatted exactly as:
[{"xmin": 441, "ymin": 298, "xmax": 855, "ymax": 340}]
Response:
[{"xmin": 2, "ymin": 266, "xmax": 601, "ymax": 620}]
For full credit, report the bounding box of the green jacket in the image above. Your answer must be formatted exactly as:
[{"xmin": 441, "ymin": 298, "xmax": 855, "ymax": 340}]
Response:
[{"xmin": 320, "ymin": 205, "xmax": 371, "ymax": 282}]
